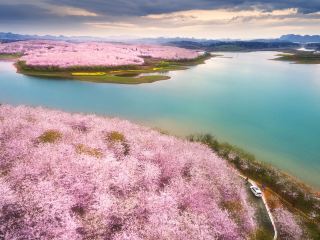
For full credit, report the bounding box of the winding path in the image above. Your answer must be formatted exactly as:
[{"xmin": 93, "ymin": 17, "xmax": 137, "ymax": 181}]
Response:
[{"xmin": 239, "ymin": 174, "xmax": 278, "ymax": 240}]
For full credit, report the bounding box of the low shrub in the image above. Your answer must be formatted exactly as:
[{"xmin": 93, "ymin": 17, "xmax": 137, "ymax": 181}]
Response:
[
  {"xmin": 38, "ymin": 130, "xmax": 62, "ymax": 143},
  {"xmin": 75, "ymin": 144, "xmax": 103, "ymax": 158},
  {"xmin": 106, "ymin": 131, "xmax": 126, "ymax": 143},
  {"xmin": 105, "ymin": 131, "xmax": 130, "ymax": 156},
  {"xmin": 250, "ymin": 228, "xmax": 273, "ymax": 240}
]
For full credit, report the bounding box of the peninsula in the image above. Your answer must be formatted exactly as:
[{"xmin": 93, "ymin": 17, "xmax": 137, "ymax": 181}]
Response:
[{"xmin": 0, "ymin": 40, "xmax": 210, "ymax": 84}]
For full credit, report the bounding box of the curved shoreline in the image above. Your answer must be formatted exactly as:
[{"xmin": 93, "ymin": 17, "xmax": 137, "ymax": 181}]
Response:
[
  {"xmin": 188, "ymin": 134, "xmax": 320, "ymax": 236},
  {"xmin": 1, "ymin": 103, "xmax": 318, "ymax": 238}
]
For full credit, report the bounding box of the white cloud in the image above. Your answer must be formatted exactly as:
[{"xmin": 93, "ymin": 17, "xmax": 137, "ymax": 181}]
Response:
[
  {"xmin": 86, "ymin": 22, "xmax": 137, "ymax": 28},
  {"xmin": 2, "ymin": 1, "xmax": 318, "ymax": 39},
  {"xmin": 47, "ymin": 5, "xmax": 99, "ymax": 17},
  {"xmin": 82, "ymin": 7, "xmax": 319, "ymax": 39},
  {"xmin": 2, "ymin": 0, "xmax": 99, "ymax": 17},
  {"xmin": 143, "ymin": 8, "xmax": 299, "ymax": 25}
]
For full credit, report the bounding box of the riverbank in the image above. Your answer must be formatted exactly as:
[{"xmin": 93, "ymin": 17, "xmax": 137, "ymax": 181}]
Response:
[
  {"xmin": 188, "ymin": 134, "xmax": 320, "ymax": 239},
  {"xmin": 2, "ymin": 103, "xmax": 317, "ymax": 238},
  {"xmin": 15, "ymin": 53, "xmax": 212, "ymax": 84}
]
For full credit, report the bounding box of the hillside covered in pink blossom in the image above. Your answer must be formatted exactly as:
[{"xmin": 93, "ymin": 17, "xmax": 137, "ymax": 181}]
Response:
[
  {"xmin": 0, "ymin": 104, "xmax": 257, "ymax": 239},
  {"xmin": 0, "ymin": 40, "xmax": 201, "ymax": 68}
]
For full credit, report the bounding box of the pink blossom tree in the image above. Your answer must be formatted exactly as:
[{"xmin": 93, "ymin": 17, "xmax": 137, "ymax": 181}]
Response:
[{"xmin": 0, "ymin": 104, "xmax": 257, "ymax": 239}]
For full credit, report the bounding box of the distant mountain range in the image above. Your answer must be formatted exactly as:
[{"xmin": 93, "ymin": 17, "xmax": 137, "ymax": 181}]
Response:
[
  {"xmin": 167, "ymin": 40, "xmax": 301, "ymax": 51},
  {"xmin": 0, "ymin": 32, "xmax": 223, "ymax": 44},
  {"xmin": 0, "ymin": 32, "xmax": 128, "ymax": 43},
  {"xmin": 1, "ymin": 32, "xmax": 320, "ymax": 44},
  {"xmin": 1, "ymin": 32, "xmax": 320, "ymax": 49},
  {"xmin": 280, "ymin": 34, "xmax": 320, "ymax": 43}
]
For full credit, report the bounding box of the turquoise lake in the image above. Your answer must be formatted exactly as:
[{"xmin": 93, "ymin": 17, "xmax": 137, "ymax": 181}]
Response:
[{"xmin": 1, "ymin": 51, "xmax": 320, "ymax": 188}]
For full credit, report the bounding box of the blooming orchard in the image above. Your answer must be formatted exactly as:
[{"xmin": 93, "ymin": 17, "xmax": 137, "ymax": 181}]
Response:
[
  {"xmin": 0, "ymin": 105, "xmax": 256, "ymax": 239},
  {"xmin": 273, "ymin": 207, "xmax": 303, "ymax": 240},
  {"xmin": 0, "ymin": 40, "xmax": 201, "ymax": 68}
]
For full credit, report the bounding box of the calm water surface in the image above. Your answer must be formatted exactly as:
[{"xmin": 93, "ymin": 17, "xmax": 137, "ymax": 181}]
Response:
[{"xmin": 1, "ymin": 52, "xmax": 320, "ymax": 188}]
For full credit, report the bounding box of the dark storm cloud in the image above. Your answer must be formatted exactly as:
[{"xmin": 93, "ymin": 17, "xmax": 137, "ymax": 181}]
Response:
[
  {"xmin": 0, "ymin": 0, "xmax": 319, "ymax": 38},
  {"xmin": 39, "ymin": 0, "xmax": 320, "ymax": 16},
  {"xmin": 0, "ymin": 1, "xmax": 102, "ymax": 23},
  {"xmin": 0, "ymin": 0, "xmax": 319, "ymax": 23},
  {"xmin": 0, "ymin": 4, "xmax": 48, "ymax": 21}
]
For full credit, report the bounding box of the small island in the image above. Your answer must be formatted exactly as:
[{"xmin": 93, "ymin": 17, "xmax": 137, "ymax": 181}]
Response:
[
  {"xmin": 274, "ymin": 50, "xmax": 320, "ymax": 64},
  {"xmin": 0, "ymin": 41, "xmax": 211, "ymax": 84}
]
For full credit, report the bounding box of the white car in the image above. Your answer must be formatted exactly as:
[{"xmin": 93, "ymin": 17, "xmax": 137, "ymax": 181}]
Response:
[{"xmin": 250, "ymin": 185, "xmax": 262, "ymax": 198}]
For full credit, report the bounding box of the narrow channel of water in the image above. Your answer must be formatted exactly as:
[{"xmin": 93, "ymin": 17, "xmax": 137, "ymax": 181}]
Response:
[{"xmin": 1, "ymin": 52, "xmax": 319, "ymax": 188}]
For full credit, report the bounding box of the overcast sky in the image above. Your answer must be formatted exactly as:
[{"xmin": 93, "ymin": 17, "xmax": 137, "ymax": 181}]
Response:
[{"xmin": 0, "ymin": 0, "xmax": 319, "ymax": 39}]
